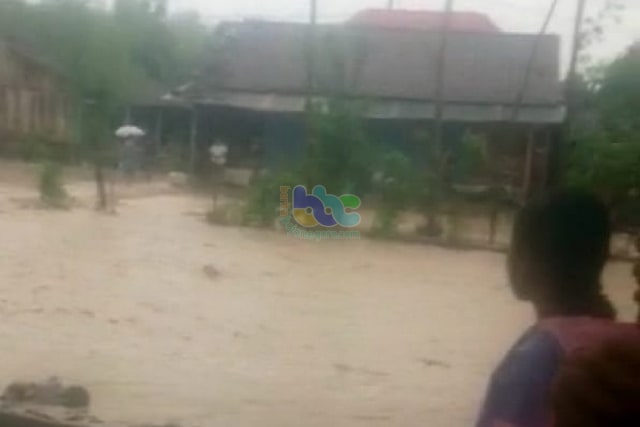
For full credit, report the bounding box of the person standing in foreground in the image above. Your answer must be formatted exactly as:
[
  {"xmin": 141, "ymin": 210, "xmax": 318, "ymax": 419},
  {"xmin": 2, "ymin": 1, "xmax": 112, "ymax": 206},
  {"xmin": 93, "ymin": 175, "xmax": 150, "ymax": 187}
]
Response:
[
  {"xmin": 475, "ymin": 190, "xmax": 639, "ymax": 427},
  {"xmin": 634, "ymin": 235, "xmax": 640, "ymax": 322},
  {"xmin": 552, "ymin": 335, "xmax": 640, "ymax": 427}
]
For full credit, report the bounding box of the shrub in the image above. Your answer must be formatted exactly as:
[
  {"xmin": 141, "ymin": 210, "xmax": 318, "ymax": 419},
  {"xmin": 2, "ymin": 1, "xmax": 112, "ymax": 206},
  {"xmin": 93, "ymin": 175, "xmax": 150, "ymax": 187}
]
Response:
[
  {"xmin": 20, "ymin": 135, "xmax": 50, "ymax": 162},
  {"xmin": 304, "ymin": 100, "xmax": 376, "ymax": 195},
  {"xmin": 372, "ymin": 151, "xmax": 416, "ymax": 237},
  {"xmin": 19, "ymin": 135, "xmax": 77, "ymax": 164},
  {"xmin": 206, "ymin": 202, "xmax": 244, "ymax": 227},
  {"xmin": 243, "ymin": 171, "xmax": 301, "ymax": 227},
  {"xmin": 157, "ymin": 143, "xmax": 189, "ymax": 173},
  {"xmin": 565, "ymin": 130, "xmax": 640, "ymax": 202},
  {"xmin": 39, "ymin": 161, "xmax": 68, "ymax": 208}
]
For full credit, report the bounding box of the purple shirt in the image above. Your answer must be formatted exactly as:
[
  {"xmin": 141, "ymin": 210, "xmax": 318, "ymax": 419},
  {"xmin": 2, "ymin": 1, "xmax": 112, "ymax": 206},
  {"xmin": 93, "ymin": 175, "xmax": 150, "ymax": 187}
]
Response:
[{"xmin": 475, "ymin": 327, "xmax": 564, "ymax": 427}]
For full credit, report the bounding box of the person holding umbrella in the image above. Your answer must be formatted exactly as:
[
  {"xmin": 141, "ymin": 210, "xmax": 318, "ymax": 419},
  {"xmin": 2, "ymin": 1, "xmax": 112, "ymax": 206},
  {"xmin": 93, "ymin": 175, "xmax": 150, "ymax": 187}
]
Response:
[
  {"xmin": 115, "ymin": 125, "xmax": 146, "ymax": 181},
  {"xmin": 209, "ymin": 139, "xmax": 228, "ymax": 211}
]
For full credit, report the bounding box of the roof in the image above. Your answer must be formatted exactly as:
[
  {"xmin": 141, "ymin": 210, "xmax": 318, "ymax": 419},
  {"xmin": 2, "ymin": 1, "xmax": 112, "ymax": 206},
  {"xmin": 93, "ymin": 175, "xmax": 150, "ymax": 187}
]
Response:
[
  {"xmin": 199, "ymin": 21, "xmax": 562, "ymax": 108},
  {"xmin": 0, "ymin": 38, "xmax": 65, "ymax": 77},
  {"xmin": 349, "ymin": 9, "xmax": 501, "ymax": 33},
  {"xmin": 195, "ymin": 91, "xmax": 565, "ymax": 123}
]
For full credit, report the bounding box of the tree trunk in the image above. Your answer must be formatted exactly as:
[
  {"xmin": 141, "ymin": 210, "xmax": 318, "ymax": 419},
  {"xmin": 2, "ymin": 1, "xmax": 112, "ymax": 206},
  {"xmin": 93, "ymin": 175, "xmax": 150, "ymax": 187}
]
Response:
[{"xmin": 94, "ymin": 162, "xmax": 108, "ymax": 211}]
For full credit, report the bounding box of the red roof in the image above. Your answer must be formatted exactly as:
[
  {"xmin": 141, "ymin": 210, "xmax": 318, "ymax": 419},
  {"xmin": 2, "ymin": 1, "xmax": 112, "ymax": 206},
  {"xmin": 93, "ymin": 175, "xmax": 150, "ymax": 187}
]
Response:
[{"xmin": 349, "ymin": 9, "xmax": 501, "ymax": 33}]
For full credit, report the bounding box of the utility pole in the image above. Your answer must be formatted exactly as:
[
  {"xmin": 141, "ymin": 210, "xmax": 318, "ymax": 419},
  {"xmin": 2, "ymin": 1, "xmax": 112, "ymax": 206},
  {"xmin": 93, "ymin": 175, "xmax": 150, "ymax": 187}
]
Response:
[
  {"xmin": 547, "ymin": 0, "xmax": 587, "ymax": 188},
  {"xmin": 305, "ymin": 0, "xmax": 318, "ymax": 111},
  {"xmin": 566, "ymin": 0, "xmax": 587, "ymax": 123},
  {"xmin": 425, "ymin": 0, "xmax": 454, "ymax": 235},
  {"xmin": 387, "ymin": 0, "xmax": 394, "ymax": 9},
  {"xmin": 432, "ymin": 0, "xmax": 454, "ymax": 155},
  {"xmin": 511, "ymin": 0, "xmax": 559, "ymax": 122},
  {"xmin": 510, "ymin": 0, "xmax": 559, "ymax": 199}
]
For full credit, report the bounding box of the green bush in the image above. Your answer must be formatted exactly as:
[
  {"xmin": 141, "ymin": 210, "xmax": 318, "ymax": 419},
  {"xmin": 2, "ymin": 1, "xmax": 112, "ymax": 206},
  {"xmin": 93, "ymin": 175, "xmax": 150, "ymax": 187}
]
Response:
[
  {"xmin": 20, "ymin": 135, "xmax": 50, "ymax": 162},
  {"xmin": 39, "ymin": 161, "xmax": 68, "ymax": 208},
  {"xmin": 243, "ymin": 171, "xmax": 301, "ymax": 227},
  {"xmin": 18, "ymin": 135, "xmax": 77, "ymax": 164},
  {"xmin": 157, "ymin": 143, "xmax": 189, "ymax": 173},
  {"xmin": 206, "ymin": 202, "xmax": 244, "ymax": 227},
  {"xmin": 304, "ymin": 100, "xmax": 376, "ymax": 195},
  {"xmin": 565, "ymin": 130, "xmax": 640, "ymax": 203},
  {"xmin": 371, "ymin": 207, "xmax": 400, "ymax": 238},
  {"xmin": 372, "ymin": 151, "xmax": 416, "ymax": 237},
  {"xmin": 457, "ymin": 131, "xmax": 490, "ymax": 184}
]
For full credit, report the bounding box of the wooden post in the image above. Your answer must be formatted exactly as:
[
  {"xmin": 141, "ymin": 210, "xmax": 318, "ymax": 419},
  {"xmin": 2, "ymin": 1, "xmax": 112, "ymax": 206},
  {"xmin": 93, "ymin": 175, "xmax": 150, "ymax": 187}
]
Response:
[
  {"xmin": 387, "ymin": 0, "xmax": 394, "ymax": 9},
  {"xmin": 189, "ymin": 106, "xmax": 198, "ymax": 175},
  {"xmin": 95, "ymin": 163, "xmax": 108, "ymax": 211},
  {"xmin": 522, "ymin": 127, "xmax": 536, "ymax": 200},
  {"xmin": 541, "ymin": 128, "xmax": 552, "ymax": 187},
  {"xmin": 154, "ymin": 108, "xmax": 163, "ymax": 150}
]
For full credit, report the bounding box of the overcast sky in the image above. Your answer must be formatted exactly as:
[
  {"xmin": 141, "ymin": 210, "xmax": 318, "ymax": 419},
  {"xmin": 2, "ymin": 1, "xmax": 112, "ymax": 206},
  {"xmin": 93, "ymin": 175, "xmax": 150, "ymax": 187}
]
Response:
[{"xmin": 166, "ymin": 0, "xmax": 640, "ymax": 73}]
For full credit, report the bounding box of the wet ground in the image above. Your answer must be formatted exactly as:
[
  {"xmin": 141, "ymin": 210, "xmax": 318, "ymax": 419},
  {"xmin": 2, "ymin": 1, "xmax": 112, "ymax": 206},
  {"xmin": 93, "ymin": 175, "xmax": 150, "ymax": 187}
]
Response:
[{"xmin": 0, "ymin": 162, "xmax": 636, "ymax": 427}]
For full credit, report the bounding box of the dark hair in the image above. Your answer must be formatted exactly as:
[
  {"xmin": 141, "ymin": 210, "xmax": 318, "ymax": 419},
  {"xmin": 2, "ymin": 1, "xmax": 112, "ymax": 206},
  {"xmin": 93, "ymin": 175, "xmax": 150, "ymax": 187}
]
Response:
[{"xmin": 512, "ymin": 190, "xmax": 614, "ymax": 316}]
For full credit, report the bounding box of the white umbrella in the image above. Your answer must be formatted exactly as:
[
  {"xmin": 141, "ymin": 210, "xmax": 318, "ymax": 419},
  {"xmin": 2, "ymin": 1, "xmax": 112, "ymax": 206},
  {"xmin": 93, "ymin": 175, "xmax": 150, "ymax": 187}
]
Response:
[
  {"xmin": 209, "ymin": 142, "xmax": 229, "ymax": 166},
  {"xmin": 209, "ymin": 143, "xmax": 229, "ymax": 158},
  {"xmin": 115, "ymin": 125, "xmax": 146, "ymax": 138}
]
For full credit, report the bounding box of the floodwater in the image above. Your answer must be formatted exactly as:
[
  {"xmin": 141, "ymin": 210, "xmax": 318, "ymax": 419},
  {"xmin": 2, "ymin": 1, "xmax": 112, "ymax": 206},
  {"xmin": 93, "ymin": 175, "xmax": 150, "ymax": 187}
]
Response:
[{"xmin": 0, "ymin": 168, "xmax": 636, "ymax": 427}]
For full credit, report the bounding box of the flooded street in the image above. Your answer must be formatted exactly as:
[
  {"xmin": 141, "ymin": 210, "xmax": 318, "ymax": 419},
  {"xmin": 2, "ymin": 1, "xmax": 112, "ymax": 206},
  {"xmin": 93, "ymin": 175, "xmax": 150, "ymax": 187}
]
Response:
[{"xmin": 0, "ymin": 177, "xmax": 636, "ymax": 427}]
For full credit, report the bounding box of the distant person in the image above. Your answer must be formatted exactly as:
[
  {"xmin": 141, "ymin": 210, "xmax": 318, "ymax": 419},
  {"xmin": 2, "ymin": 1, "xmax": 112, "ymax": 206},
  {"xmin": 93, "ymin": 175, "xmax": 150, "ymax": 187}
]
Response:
[
  {"xmin": 119, "ymin": 137, "xmax": 138, "ymax": 181},
  {"xmin": 249, "ymin": 138, "xmax": 264, "ymax": 183},
  {"xmin": 140, "ymin": 137, "xmax": 155, "ymax": 180},
  {"xmin": 475, "ymin": 190, "xmax": 639, "ymax": 427}
]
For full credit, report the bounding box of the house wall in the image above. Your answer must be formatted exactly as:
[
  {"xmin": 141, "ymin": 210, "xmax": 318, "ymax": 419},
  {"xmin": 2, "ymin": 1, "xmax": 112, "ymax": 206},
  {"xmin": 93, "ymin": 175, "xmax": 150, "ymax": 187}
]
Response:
[
  {"xmin": 143, "ymin": 104, "xmax": 553, "ymax": 195},
  {"xmin": 0, "ymin": 42, "xmax": 70, "ymax": 149},
  {"xmin": 232, "ymin": 110, "xmax": 551, "ymax": 194},
  {"xmin": 263, "ymin": 114, "xmax": 306, "ymax": 169}
]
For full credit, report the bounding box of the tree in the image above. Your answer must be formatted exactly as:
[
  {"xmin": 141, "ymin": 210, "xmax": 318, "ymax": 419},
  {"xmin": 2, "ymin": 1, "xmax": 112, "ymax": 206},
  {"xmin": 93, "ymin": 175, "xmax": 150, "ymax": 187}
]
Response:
[
  {"xmin": 567, "ymin": 45, "xmax": 640, "ymax": 223},
  {"xmin": 576, "ymin": 0, "xmax": 626, "ymax": 72},
  {"xmin": 372, "ymin": 150, "xmax": 416, "ymax": 237},
  {"xmin": 597, "ymin": 44, "xmax": 640, "ymax": 140},
  {"xmin": 304, "ymin": 100, "xmax": 375, "ymax": 196},
  {"xmin": 0, "ymin": 0, "xmax": 209, "ymax": 208}
]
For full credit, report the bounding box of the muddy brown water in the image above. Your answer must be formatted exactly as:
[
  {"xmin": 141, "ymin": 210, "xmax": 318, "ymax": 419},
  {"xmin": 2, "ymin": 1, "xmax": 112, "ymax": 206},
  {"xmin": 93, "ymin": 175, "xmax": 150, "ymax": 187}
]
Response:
[{"xmin": 0, "ymin": 178, "xmax": 636, "ymax": 427}]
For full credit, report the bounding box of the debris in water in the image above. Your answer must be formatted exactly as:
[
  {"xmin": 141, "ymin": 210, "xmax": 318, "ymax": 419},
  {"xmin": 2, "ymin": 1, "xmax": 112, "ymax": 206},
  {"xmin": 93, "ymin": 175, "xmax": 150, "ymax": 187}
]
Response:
[
  {"xmin": 419, "ymin": 358, "xmax": 451, "ymax": 369},
  {"xmin": 202, "ymin": 264, "xmax": 221, "ymax": 280},
  {"xmin": 1, "ymin": 377, "xmax": 91, "ymax": 409}
]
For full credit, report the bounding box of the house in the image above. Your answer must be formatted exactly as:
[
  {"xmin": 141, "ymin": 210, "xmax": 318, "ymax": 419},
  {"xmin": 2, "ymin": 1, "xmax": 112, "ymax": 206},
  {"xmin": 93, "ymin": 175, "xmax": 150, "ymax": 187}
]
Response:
[
  {"xmin": 0, "ymin": 39, "xmax": 71, "ymax": 151},
  {"xmin": 137, "ymin": 12, "xmax": 565, "ymax": 195}
]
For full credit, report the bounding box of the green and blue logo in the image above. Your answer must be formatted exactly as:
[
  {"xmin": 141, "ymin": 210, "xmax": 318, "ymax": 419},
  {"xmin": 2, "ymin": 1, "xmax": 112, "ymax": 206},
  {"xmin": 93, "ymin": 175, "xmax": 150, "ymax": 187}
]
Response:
[{"xmin": 292, "ymin": 185, "xmax": 361, "ymax": 228}]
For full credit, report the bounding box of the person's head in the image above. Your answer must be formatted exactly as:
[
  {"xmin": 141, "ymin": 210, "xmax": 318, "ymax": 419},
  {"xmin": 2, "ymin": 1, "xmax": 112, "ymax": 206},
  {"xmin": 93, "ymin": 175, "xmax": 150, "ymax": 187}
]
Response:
[{"xmin": 508, "ymin": 190, "xmax": 614, "ymax": 318}]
